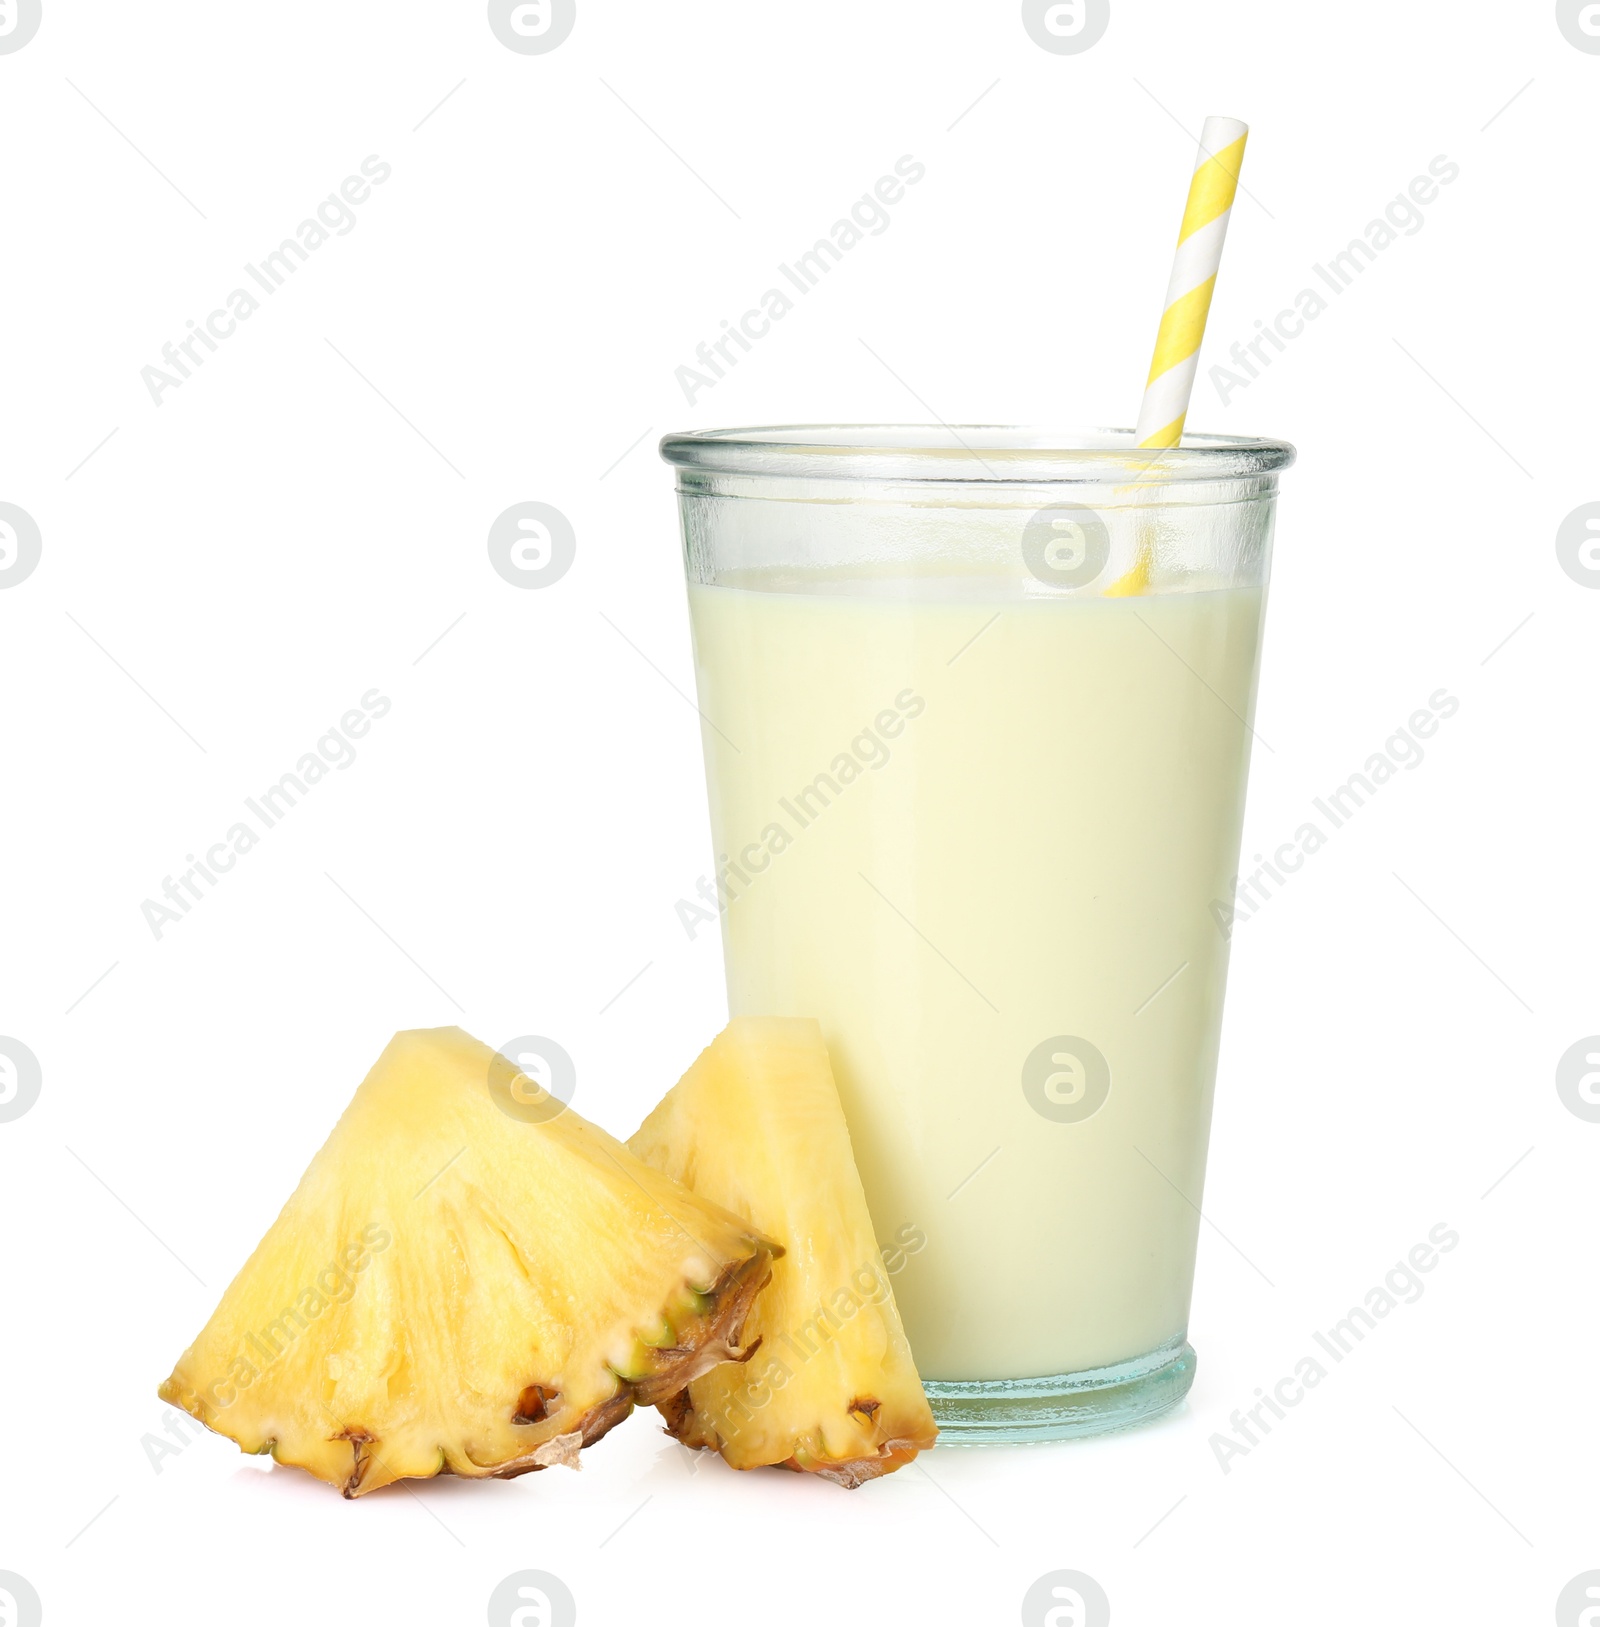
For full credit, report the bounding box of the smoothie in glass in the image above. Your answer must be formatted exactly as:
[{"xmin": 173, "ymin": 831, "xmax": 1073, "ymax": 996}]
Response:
[{"xmin": 666, "ymin": 426, "xmax": 1292, "ymax": 1440}]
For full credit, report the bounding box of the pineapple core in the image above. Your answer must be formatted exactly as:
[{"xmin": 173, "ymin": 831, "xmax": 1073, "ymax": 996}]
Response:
[
  {"xmin": 629, "ymin": 1017, "xmax": 937, "ymax": 1486},
  {"xmin": 159, "ymin": 1027, "xmax": 775, "ymax": 1497}
]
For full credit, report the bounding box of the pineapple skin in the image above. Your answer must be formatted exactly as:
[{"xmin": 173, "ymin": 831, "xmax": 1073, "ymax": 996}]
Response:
[
  {"xmin": 629, "ymin": 1017, "xmax": 937, "ymax": 1485},
  {"xmin": 159, "ymin": 1027, "xmax": 776, "ymax": 1496}
]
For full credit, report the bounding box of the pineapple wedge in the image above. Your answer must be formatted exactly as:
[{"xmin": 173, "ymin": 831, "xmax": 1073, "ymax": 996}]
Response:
[
  {"xmin": 159, "ymin": 1027, "xmax": 777, "ymax": 1497},
  {"xmin": 629, "ymin": 1017, "xmax": 937, "ymax": 1486}
]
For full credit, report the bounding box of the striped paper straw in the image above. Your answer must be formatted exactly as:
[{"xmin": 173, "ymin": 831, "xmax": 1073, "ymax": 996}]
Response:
[
  {"xmin": 1105, "ymin": 115, "xmax": 1248, "ymax": 598},
  {"xmin": 1135, "ymin": 115, "xmax": 1249, "ymax": 449}
]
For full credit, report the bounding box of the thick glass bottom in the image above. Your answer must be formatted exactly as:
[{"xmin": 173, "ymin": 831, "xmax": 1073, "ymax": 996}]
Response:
[{"xmin": 924, "ymin": 1337, "xmax": 1196, "ymax": 1444}]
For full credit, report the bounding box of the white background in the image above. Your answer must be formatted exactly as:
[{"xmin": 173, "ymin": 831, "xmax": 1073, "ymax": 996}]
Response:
[{"xmin": 2, "ymin": 2, "xmax": 1595, "ymax": 1623}]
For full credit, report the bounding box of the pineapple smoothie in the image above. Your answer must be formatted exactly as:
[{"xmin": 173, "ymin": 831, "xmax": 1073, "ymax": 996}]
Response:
[{"xmin": 687, "ymin": 578, "xmax": 1264, "ymax": 1384}]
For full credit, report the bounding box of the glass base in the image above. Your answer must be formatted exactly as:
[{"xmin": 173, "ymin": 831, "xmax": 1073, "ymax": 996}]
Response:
[{"xmin": 924, "ymin": 1337, "xmax": 1196, "ymax": 1445}]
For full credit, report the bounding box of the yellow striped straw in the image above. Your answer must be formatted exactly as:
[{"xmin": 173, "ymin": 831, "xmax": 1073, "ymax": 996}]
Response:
[{"xmin": 1106, "ymin": 115, "xmax": 1248, "ymax": 597}]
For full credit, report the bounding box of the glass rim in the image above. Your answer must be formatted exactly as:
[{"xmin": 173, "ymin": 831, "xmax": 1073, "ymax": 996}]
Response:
[{"xmin": 660, "ymin": 424, "xmax": 1296, "ymax": 484}]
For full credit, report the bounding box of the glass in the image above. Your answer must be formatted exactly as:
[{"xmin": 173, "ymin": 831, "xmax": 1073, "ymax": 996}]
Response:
[{"xmin": 663, "ymin": 425, "xmax": 1294, "ymax": 1443}]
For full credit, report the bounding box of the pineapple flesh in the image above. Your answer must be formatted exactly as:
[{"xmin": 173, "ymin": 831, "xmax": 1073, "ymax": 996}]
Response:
[
  {"xmin": 159, "ymin": 1027, "xmax": 777, "ymax": 1497},
  {"xmin": 629, "ymin": 1017, "xmax": 937, "ymax": 1486}
]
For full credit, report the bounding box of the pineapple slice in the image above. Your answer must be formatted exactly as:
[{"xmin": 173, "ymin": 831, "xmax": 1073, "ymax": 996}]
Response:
[
  {"xmin": 159, "ymin": 1027, "xmax": 777, "ymax": 1497},
  {"xmin": 629, "ymin": 1017, "xmax": 937, "ymax": 1486}
]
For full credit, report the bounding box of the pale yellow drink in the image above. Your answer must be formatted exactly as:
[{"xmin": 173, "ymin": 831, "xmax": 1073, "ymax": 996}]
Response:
[{"xmin": 687, "ymin": 579, "xmax": 1263, "ymax": 1382}]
